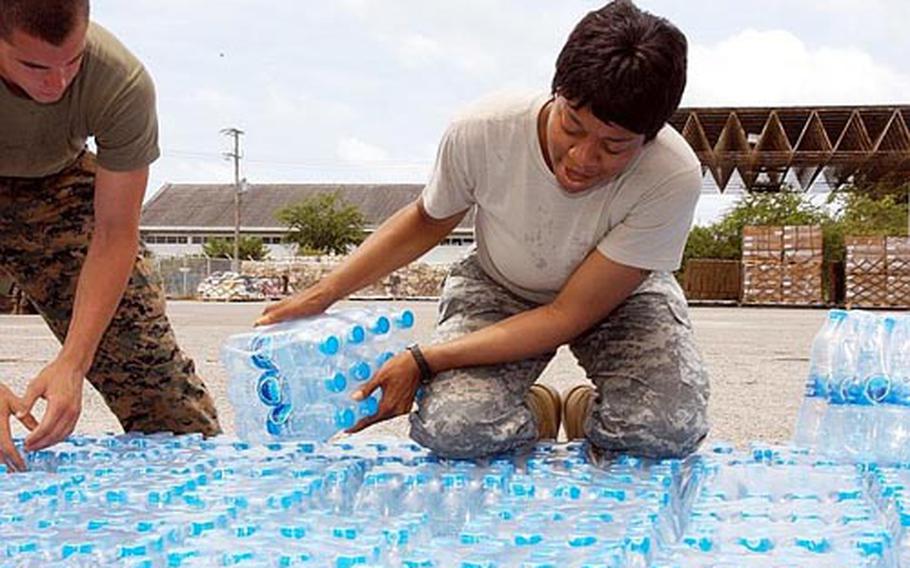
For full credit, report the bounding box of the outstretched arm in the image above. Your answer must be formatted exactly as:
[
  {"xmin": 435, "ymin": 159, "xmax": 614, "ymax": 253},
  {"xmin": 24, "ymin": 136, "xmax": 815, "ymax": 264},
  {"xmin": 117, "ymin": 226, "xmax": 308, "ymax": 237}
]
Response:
[
  {"xmin": 257, "ymin": 199, "xmax": 466, "ymax": 325},
  {"xmin": 20, "ymin": 165, "xmax": 147, "ymax": 452}
]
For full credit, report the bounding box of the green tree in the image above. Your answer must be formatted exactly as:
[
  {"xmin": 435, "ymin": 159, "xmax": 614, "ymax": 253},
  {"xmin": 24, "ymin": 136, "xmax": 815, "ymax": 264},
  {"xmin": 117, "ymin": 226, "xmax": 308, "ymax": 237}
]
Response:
[
  {"xmin": 823, "ymin": 191, "xmax": 909, "ymax": 262},
  {"xmin": 277, "ymin": 192, "xmax": 366, "ymax": 256},
  {"xmin": 846, "ymin": 177, "xmax": 910, "ymax": 205},
  {"xmin": 203, "ymin": 236, "xmax": 269, "ymax": 261}
]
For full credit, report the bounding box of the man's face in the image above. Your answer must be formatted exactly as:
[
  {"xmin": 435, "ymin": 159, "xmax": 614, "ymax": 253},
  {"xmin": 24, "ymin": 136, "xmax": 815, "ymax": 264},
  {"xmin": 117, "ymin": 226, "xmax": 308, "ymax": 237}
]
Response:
[
  {"xmin": 541, "ymin": 95, "xmax": 646, "ymax": 193},
  {"xmin": 0, "ymin": 21, "xmax": 87, "ymax": 104}
]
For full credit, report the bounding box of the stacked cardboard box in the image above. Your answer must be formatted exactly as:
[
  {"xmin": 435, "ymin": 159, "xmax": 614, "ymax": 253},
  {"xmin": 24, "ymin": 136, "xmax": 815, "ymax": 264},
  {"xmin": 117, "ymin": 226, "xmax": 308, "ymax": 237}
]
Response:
[
  {"xmin": 742, "ymin": 226, "xmax": 783, "ymax": 304},
  {"xmin": 886, "ymin": 237, "xmax": 910, "ymax": 307},
  {"xmin": 781, "ymin": 225, "xmax": 824, "ymax": 305},
  {"xmin": 845, "ymin": 236, "xmax": 888, "ymax": 307}
]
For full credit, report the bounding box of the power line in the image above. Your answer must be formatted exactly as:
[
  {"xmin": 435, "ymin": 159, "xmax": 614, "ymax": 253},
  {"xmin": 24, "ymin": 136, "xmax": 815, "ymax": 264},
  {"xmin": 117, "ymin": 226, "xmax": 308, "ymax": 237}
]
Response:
[{"xmin": 159, "ymin": 149, "xmax": 432, "ymax": 170}]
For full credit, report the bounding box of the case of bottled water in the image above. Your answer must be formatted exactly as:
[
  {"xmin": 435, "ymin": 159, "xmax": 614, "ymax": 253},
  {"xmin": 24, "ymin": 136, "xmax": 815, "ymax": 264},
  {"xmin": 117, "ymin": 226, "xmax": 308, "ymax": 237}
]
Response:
[
  {"xmin": 221, "ymin": 307, "xmax": 416, "ymax": 443},
  {"xmin": 794, "ymin": 309, "xmax": 910, "ymax": 464}
]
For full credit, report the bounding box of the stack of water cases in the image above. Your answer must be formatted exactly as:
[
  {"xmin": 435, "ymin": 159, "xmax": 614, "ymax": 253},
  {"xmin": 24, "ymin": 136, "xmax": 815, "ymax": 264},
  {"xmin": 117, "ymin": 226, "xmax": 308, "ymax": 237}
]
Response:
[
  {"xmin": 795, "ymin": 309, "xmax": 910, "ymax": 463},
  {"xmin": 222, "ymin": 307, "xmax": 416, "ymax": 442},
  {"xmin": 9, "ymin": 435, "xmax": 910, "ymax": 566},
  {"xmin": 0, "ymin": 434, "xmax": 695, "ymax": 567}
]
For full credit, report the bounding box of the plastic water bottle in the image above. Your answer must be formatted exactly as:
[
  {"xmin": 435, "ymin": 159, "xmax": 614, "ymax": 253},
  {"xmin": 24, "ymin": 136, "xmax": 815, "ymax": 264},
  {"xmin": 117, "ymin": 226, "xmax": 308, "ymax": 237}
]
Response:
[
  {"xmin": 794, "ymin": 309, "xmax": 847, "ymax": 446},
  {"xmin": 431, "ymin": 472, "xmax": 478, "ymax": 537},
  {"xmin": 886, "ymin": 316, "xmax": 910, "ymax": 404}
]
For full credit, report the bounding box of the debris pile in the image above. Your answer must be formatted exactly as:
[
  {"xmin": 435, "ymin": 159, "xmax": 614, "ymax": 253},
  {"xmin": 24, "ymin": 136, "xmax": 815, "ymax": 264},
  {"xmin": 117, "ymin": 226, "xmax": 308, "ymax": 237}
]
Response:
[{"xmin": 196, "ymin": 272, "xmax": 284, "ymax": 302}]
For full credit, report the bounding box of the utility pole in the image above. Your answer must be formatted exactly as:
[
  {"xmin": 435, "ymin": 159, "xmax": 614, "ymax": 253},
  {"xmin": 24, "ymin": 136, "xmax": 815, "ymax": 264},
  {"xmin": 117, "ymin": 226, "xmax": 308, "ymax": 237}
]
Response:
[{"xmin": 221, "ymin": 127, "xmax": 245, "ymax": 273}]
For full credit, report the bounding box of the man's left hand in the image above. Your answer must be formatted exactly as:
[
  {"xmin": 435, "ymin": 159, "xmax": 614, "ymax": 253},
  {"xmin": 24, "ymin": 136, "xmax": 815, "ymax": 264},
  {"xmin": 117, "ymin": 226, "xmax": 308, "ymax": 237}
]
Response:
[
  {"xmin": 19, "ymin": 357, "xmax": 85, "ymax": 452},
  {"xmin": 347, "ymin": 351, "xmax": 422, "ymax": 433}
]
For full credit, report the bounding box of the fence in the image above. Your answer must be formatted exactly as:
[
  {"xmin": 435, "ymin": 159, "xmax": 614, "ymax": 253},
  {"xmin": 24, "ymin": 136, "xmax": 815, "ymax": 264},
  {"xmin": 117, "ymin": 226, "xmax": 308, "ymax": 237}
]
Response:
[
  {"xmin": 149, "ymin": 256, "xmax": 233, "ymax": 299},
  {"xmin": 682, "ymin": 260, "xmax": 742, "ymax": 301}
]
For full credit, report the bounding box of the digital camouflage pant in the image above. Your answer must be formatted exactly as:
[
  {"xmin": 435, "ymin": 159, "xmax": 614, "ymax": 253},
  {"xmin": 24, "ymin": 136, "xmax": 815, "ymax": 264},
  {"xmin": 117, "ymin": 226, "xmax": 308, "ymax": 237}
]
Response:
[
  {"xmin": 0, "ymin": 154, "xmax": 221, "ymax": 436},
  {"xmin": 409, "ymin": 253, "xmax": 709, "ymax": 459}
]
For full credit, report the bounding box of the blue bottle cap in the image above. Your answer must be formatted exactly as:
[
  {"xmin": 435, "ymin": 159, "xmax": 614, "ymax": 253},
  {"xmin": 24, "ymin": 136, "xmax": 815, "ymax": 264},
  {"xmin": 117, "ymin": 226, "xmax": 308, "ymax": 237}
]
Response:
[
  {"xmin": 829, "ymin": 309, "xmax": 848, "ymax": 321},
  {"xmin": 736, "ymin": 537, "xmax": 773, "ymax": 553},
  {"xmin": 348, "ymin": 325, "xmax": 366, "ymax": 344},
  {"xmin": 266, "ymin": 418, "xmax": 284, "ymax": 436},
  {"xmin": 320, "ymin": 335, "xmax": 341, "ymax": 356},
  {"xmin": 269, "ymin": 403, "xmax": 293, "ymax": 425},
  {"xmin": 396, "ymin": 310, "xmax": 415, "ymax": 329},
  {"xmin": 257, "ymin": 371, "xmax": 283, "ymax": 406},
  {"xmin": 795, "ymin": 537, "xmax": 831, "ymax": 553},
  {"xmin": 351, "ymin": 362, "xmax": 372, "ymax": 382},
  {"xmin": 249, "ymin": 335, "xmax": 275, "ymax": 370},
  {"xmin": 326, "ymin": 372, "xmax": 347, "ymax": 393},
  {"xmin": 568, "ymin": 535, "xmax": 598, "ymax": 548},
  {"xmin": 336, "ymin": 408, "xmax": 356, "ymax": 429},
  {"xmin": 372, "ymin": 316, "xmax": 391, "ymax": 335},
  {"xmin": 359, "ymin": 396, "xmax": 379, "ymax": 417},
  {"xmin": 865, "ymin": 375, "xmax": 891, "ymax": 404},
  {"xmin": 514, "ymin": 533, "xmax": 543, "ymax": 546}
]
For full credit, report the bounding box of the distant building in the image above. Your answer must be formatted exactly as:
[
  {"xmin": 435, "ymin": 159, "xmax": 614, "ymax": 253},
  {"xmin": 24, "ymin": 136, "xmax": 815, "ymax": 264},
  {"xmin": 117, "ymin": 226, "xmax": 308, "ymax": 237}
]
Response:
[{"xmin": 139, "ymin": 183, "xmax": 475, "ymax": 263}]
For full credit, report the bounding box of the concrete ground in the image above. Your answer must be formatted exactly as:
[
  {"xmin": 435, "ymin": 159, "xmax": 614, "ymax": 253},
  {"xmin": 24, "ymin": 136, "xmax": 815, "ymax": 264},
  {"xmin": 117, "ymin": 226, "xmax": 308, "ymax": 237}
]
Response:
[{"xmin": 0, "ymin": 301, "xmax": 827, "ymax": 449}]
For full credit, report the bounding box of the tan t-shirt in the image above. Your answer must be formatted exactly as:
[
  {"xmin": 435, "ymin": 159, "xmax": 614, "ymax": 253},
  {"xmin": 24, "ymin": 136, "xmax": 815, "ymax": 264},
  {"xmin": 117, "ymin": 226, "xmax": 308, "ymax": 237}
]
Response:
[
  {"xmin": 0, "ymin": 22, "xmax": 159, "ymax": 177},
  {"xmin": 422, "ymin": 91, "xmax": 702, "ymax": 304}
]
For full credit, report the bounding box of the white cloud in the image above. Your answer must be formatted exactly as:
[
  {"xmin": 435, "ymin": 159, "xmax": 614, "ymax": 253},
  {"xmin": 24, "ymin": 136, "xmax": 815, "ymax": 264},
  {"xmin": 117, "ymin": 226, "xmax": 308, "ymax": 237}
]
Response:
[
  {"xmin": 333, "ymin": 1, "xmax": 572, "ymax": 80},
  {"xmin": 89, "ymin": 0, "xmax": 906, "ymax": 206},
  {"xmin": 395, "ymin": 34, "xmax": 444, "ymax": 68},
  {"xmin": 686, "ymin": 29, "xmax": 910, "ymax": 106},
  {"xmin": 337, "ymin": 137, "xmax": 390, "ymax": 164},
  {"xmin": 188, "ymin": 88, "xmax": 243, "ymax": 114}
]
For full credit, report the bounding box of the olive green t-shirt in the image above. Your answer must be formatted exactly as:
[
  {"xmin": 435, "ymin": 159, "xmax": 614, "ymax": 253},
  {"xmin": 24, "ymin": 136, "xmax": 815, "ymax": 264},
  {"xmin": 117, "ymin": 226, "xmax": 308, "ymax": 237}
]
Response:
[{"xmin": 0, "ymin": 22, "xmax": 160, "ymax": 178}]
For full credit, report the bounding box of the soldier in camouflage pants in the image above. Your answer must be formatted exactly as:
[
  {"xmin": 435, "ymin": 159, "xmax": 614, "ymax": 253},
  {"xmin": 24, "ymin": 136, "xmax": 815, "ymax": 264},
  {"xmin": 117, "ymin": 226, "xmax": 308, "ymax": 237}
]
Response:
[
  {"xmin": 409, "ymin": 253, "xmax": 709, "ymax": 460},
  {"xmin": 0, "ymin": 154, "xmax": 221, "ymax": 436}
]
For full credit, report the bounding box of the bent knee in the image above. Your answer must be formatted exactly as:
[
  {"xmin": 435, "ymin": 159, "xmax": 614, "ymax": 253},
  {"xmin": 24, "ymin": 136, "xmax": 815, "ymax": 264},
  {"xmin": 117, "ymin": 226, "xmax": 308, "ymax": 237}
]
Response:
[
  {"xmin": 408, "ymin": 403, "xmax": 535, "ymax": 460},
  {"xmin": 587, "ymin": 396, "xmax": 708, "ymax": 459}
]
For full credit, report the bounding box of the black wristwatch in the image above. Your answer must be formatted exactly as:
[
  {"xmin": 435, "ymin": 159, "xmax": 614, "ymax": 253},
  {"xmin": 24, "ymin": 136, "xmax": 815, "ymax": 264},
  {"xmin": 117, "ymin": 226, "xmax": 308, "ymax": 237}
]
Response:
[{"xmin": 406, "ymin": 344, "xmax": 434, "ymax": 386}]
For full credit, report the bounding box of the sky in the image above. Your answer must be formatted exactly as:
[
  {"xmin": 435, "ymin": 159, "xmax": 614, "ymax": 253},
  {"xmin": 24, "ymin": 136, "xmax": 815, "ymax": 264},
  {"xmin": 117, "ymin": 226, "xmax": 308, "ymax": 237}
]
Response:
[{"xmin": 91, "ymin": 0, "xmax": 910, "ymax": 225}]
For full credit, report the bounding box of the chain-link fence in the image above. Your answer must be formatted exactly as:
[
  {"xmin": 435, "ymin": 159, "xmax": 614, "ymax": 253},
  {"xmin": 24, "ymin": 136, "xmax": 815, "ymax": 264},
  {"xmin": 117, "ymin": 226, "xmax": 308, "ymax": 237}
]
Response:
[{"xmin": 148, "ymin": 256, "xmax": 233, "ymax": 299}]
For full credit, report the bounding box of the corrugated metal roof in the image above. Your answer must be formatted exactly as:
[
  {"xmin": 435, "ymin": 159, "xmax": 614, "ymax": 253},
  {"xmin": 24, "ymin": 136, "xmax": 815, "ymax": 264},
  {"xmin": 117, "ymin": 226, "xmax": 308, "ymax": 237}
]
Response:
[{"xmin": 141, "ymin": 183, "xmax": 475, "ymax": 230}]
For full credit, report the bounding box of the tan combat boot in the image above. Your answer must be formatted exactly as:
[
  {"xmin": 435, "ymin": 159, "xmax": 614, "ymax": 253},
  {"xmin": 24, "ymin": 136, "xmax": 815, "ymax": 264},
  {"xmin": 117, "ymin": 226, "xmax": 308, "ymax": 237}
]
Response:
[
  {"xmin": 562, "ymin": 384, "xmax": 595, "ymax": 441},
  {"xmin": 526, "ymin": 383, "xmax": 562, "ymax": 440}
]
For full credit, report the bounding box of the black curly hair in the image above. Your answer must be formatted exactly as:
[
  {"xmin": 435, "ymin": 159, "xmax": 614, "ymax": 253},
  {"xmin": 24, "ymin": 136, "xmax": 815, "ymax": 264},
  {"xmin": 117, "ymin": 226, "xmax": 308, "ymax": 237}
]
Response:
[{"xmin": 552, "ymin": 0, "xmax": 688, "ymax": 141}]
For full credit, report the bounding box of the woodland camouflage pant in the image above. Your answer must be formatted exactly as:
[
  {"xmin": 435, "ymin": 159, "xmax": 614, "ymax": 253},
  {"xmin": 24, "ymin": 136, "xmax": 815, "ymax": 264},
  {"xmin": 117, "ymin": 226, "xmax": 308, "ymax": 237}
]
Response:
[
  {"xmin": 409, "ymin": 252, "xmax": 710, "ymax": 460},
  {"xmin": 0, "ymin": 154, "xmax": 221, "ymax": 436}
]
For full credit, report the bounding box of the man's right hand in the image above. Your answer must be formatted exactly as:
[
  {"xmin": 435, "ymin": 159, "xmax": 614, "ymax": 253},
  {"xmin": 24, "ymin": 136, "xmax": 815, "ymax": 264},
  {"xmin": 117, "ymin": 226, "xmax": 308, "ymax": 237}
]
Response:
[
  {"xmin": 255, "ymin": 282, "xmax": 336, "ymax": 327},
  {"xmin": 0, "ymin": 384, "xmax": 38, "ymax": 472}
]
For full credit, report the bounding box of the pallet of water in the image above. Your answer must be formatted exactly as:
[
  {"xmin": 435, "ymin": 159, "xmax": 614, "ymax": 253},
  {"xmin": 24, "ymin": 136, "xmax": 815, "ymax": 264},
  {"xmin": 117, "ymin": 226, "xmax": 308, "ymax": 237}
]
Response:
[{"xmin": 0, "ymin": 434, "xmax": 696, "ymax": 567}]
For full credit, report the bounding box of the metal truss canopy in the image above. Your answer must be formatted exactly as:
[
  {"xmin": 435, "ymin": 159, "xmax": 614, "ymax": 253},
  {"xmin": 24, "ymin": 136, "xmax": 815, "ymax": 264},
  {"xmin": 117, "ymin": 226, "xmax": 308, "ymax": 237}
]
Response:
[{"xmin": 669, "ymin": 106, "xmax": 910, "ymax": 193}]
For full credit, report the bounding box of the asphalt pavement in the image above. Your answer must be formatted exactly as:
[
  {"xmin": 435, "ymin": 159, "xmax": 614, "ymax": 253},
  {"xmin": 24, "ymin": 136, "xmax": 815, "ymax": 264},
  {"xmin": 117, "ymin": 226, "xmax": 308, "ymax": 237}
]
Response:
[{"xmin": 0, "ymin": 300, "xmax": 828, "ymax": 449}]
